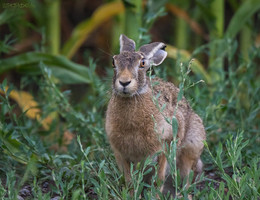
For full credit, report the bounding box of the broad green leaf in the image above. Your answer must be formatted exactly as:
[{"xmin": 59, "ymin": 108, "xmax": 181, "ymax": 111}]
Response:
[
  {"xmin": 225, "ymin": 0, "xmax": 260, "ymax": 39},
  {"xmin": 0, "ymin": 52, "xmax": 91, "ymax": 84}
]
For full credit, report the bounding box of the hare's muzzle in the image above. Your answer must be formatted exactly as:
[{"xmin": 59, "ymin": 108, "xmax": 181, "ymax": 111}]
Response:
[{"xmin": 115, "ymin": 74, "xmax": 137, "ymax": 96}]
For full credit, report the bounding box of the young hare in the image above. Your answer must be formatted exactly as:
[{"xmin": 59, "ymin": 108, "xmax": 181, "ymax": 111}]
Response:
[{"xmin": 105, "ymin": 35, "xmax": 206, "ymax": 195}]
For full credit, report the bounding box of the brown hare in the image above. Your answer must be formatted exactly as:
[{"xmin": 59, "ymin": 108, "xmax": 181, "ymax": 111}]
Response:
[{"xmin": 105, "ymin": 34, "xmax": 206, "ymax": 196}]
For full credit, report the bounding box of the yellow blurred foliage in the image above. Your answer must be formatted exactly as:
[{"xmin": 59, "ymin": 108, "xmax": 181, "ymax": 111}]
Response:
[{"xmin": 0, "ymin": 87, "xmax": 52, "ymax": 130}]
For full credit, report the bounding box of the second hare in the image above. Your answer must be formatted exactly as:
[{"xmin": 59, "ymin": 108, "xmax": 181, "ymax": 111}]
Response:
[{"xmin": 105, "ymin": 35, "xmax": 206, "ymax": 195}]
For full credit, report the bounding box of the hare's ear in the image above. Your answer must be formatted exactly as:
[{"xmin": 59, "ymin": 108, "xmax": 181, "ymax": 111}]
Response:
[
  {"xmin": 120, "ymin": 34, "xmax": 136, "ymax": 52},
  {"xmin": 139, "ymin": 42, "xmax": 167, "ymax": 66}
]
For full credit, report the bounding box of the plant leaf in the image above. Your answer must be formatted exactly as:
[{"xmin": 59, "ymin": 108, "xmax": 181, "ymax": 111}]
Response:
[
  {"xmin": 0, "ymin": 10, "xmax": 17, "ymax": 26},
  {"xmin": 0, "ymin": 52, "xmax": 91, "ymax": 84},
  {"xmin": 61, "ymin": 1, "xmax": 125, "ymax": 58},
  {"xmin": 225, "ymin": 0, "xmax": 260, "ymax": 39}
]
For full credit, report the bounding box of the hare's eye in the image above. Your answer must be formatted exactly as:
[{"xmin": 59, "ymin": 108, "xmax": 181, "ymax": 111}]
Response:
[
  {"xmin": 112, "ymin": 58, "xmax": 115, "ymax": 68},
  {"xmin": 140, "ymin": 59, "xmax": 145, "ymax": 68}
]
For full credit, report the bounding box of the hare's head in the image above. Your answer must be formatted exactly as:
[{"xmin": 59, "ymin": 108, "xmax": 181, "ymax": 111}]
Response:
[{"xmin": 112, "ymin": 34, "xmax": 167, "ymax": 97}]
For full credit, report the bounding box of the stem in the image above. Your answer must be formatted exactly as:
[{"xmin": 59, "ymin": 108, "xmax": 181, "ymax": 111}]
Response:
[
  {"xmin": 209, "ymin": 0, "xmax": 224, "ymax": 82},
  {"xmin": 240, "ymin": 25, "xmax": 251, "ymax": 61},
  {"xmin": 175, "ymin": 2, "xmax": 189, "ymax": 49},
  {"xmin": 46, "ymin": 0, "xmax": 60, "ymax": 55},
  {"xmin": 112, "ymin": 12, "xmax": 124, "ymax": 52},
  {"xmin": 123, "ymin": 0, "xmax": 142, "ymax": 46},
  {"xmin": 175, "ymin": 18, "xmax": 188, "ymax": 49}
]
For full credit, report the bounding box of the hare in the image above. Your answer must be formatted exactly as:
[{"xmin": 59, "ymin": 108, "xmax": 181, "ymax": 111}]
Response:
[{"xmin": 105, "ymin": 34, "xmax": 206, "ymax": 195}]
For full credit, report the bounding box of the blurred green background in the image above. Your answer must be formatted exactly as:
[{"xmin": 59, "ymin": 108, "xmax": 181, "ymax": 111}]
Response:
[{"xmin": 0, "ymin": 0, "xmax": 260, "ymax": 199}]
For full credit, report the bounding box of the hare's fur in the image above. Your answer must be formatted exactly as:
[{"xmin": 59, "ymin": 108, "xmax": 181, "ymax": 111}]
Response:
[{"xmin": 105, "ymin": 35, "xmax": 206, "ymax": 194}]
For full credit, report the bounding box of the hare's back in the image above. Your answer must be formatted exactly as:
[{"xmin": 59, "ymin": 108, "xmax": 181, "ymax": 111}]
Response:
[{"xmin": 151, "ymin": 77, "xmax": 191, "ymax": 115}]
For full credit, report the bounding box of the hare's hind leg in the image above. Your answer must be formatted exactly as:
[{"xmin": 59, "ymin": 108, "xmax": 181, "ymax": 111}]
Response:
[
  {"xmin": 193, "ymin": 158, "xmax": 203, "ymax": 180},
  {"xmin": 177, "ymin": 152, "xmax": 195, "ymax": 181},
  {"xmin": 177, "ymin": 114, "xmax": 205, "ymax": 182},
  {"xmin": 158, "ymin": 153, "xmax": 167, "ymax": 181}
]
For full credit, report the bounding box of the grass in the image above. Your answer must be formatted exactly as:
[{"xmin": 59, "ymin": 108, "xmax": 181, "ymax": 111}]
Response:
[{"xmin": 0, "ymin": 50, "xmax": 259, "ymax": 199}]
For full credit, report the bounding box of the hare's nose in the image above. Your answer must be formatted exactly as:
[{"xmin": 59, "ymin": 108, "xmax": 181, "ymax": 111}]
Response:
[{"xmin": 119, "ymin": 80, "xmax": 131, "ymax": 87}]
